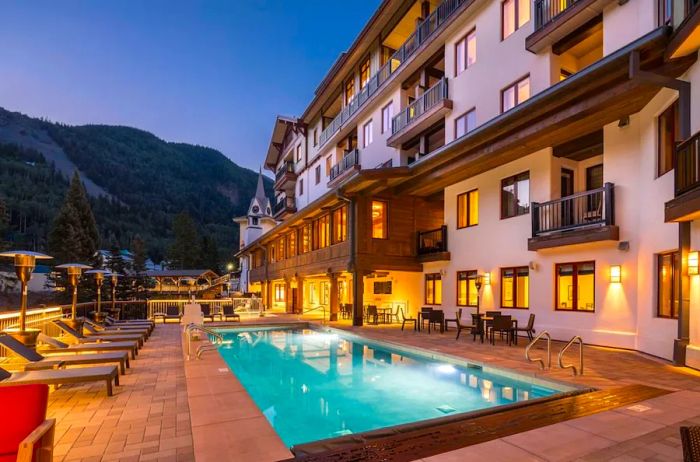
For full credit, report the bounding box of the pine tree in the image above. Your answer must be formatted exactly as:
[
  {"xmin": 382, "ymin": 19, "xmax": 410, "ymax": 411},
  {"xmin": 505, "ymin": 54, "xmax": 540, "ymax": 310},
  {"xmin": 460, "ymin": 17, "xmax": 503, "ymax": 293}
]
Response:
[
  {"xmin": 107, "ymin": 244, "xmax": 130, "ymax": 300},
  {"xmin": 200, "ymin": 234, "xmax": 220, "ymax": 274},
  {"xmin": 168, "ymin": 212, "xmax": 200, "ymax": 269},
  {"xmin": 130, "ymin": 234, "xmax": 152, "ymax": 299}
]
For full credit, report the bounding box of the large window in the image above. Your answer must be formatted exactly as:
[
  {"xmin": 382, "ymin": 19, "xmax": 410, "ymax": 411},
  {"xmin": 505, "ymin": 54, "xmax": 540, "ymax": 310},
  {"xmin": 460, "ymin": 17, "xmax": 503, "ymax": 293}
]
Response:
[
  {"xmin": 277, "ymin": 236, "xmax": 286, "ymax": 261},
  {"xmin": 315, "ymin": 165, "xmax": 321, "ymax": 185},
  {"xmin": 345, "ymin": 77, "xmax": 355, "ymax": 104},
  {"xmin": 381, "ymin": 102, "xmax": 394, "ymax": 134},
  {"xmin": 501, "ymin": 267, "xmax": 529, "ymax": 309},
  {"xmin": 556, "ymin": 262, "xmax": 595, "ymax": 311},
  {"xmin": 332, "ymin": 206, "xmax": 347, "ymax": 244},
  {"xmin": 300, "ymin": 224, "xmax": 311, "ymax": 254},
  {"xmin": 287, "ymin": 231, "xmax": 296, "ymax": 257},
  {"xmin": 457, "ymin": 270, "xmax": 478, "ymax": 307},
  {"xmin": 657, "ymin": 100, "xmax": 679, "ymax": 177},
  {"xmin": 502, "ymin": 0, "xmax": 530, "ymax": 39},
  {"xmin": 501, "ymin": 75, "xmax": 530, "ymax": 112},
  {"xmin": 455, "ymin": 109, "xmax": 476, "ymax": 138},
  {"xmin": 457, "ymin": 189, "xmax": 479, "ymax": 228},
  {"xmin": 425, "ymin": 273, "xmax": 442, "ymax": 305},
  {"xmin": 360, "ymin": 58, "xmax": 370, "ymax": 89},
  {"xmin": 456, "ymin": 29, "xmax": 476, "ymax": 75},
  {"xmin": 274, "ymin": 283, "xmax": 285, "ymax": 303},
  {"xmin": 313, "ymin": 214, "xmax": 330, "ymax": 250},
  {"xmin": 371, "ymin": 200, "xmax": 387, "ymax": 239},
  {"xmin": 657, "ymin": 252, "xmax": 680, "ymax": 318},
  {"xmin": 501, "ymin": 171, "xmax": 530, "ymax": 219},
  {"xmin": 326, "ymin": 156, "xmax": 333, "ymax": 176},
  {"xmin": 363, "ymin": 120, "xmax": 374, "ymax": 147}
]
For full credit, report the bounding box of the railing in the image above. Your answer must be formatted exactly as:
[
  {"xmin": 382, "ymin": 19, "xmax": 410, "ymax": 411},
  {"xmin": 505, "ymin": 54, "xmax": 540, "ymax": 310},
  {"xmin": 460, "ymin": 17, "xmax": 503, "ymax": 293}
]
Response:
[
  {"xmin": 534, "ymin": 0, "xmax": 582, "ymax": 31},
  {"xmin": 273, "ymin": 196, "xmax": 296, "ymax": 215},
  {"xmin": 392, "ymin": 77, "xmax": 449, "ymax": 135},
  {"xmin": 531, "ymin": 183, "xmax": 614, "ymax": 237},
  {"xmin": 147, "ymin": 298, "xmax": 263, "ymax": 318},
  {"xmin": 275, "ymin": 160, "xmax": 296, "ymax": 182},
  {"xmin": 676, "ymin": 132, "xmax": 700, "ymax": 196},
  {"xmin": 525, "ymin": 331, "xmax": 551, "ymax": 370},
  {"xmin": 318, "ymin": 0, "xmax": 468, "ymax": 147},
  {"xmin": 558, "ymin": 335, "xmax": 584, "ymax": 376},
  {"xmin": 184, "ymin": 323, "xmax": 224, "ymax": 360},
  {"xmin": 329, "ymin": 149, "xmax": 360, "ymax": 182},
  {"xmin": 416, "ymin": 225, "xmax": 448, "ymax": 255}
]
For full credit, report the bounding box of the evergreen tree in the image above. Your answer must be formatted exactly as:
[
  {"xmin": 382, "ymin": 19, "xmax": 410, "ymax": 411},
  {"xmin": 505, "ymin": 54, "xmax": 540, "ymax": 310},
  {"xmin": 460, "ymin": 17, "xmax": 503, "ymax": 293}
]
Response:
[
  {"xmin": 200, "ymin": 234, "xmax": 220, "ymax": 274},
  {"xmin": 107, "ymin": 245, "xmax": 130, "ymax": 300},
  {"xmin": 168, "ymin": 212, "xmax": 201, "ymax": 269},
  {"xmin": 130, "ymin": 234, "xmax": 152, "ymax": 299}
]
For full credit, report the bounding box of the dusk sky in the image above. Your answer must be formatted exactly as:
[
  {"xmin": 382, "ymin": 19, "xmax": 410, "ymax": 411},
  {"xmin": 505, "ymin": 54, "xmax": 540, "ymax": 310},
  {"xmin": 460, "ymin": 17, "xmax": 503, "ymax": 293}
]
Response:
[{"xmin": 0, "ymin": 0, "xmax": 380, "ymax": 172}]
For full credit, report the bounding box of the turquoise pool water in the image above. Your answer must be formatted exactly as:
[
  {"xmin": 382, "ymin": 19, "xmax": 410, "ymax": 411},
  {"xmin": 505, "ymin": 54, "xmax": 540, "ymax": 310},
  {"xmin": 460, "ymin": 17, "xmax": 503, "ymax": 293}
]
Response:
[{"xmin": 215, "ymin": 326, "xmax": 565, "ymax": 448}]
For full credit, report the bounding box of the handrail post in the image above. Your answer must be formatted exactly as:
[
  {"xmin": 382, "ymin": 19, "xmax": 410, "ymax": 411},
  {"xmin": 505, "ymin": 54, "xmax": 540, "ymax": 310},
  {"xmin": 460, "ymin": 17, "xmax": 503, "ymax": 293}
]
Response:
[
  {"xmin": 525, "ymin": 331, "xmax": 551, "ymax": 370},
  {"xmin": 558, "ymin": 335, "xmax": 584, "ymax": 375},
  {"xmin": 531, "ymin": 202, "xmax": 540, "ymax": 237}
]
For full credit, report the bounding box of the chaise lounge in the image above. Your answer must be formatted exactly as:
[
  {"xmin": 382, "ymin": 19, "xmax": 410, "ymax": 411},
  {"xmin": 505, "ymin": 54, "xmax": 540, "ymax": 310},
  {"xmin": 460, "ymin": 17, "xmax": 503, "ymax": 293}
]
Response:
[
  {"xmin": 54, "ymin": 320, "xmax": 145, "ymax": 347},
  {"xmin": 0, "ymin": 364, "xmax": 119, "ymax": 396},
  {"xmin": 37, "ymin": 333, "xmax": 139, "ymax": 360}
]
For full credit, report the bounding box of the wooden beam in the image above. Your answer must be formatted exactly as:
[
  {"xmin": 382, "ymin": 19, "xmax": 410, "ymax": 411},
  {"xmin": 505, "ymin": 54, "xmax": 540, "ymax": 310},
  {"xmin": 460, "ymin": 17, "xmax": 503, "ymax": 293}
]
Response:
[{"xmin": 552, "ymin": 15, "xmax": 602, "ymax": 56}]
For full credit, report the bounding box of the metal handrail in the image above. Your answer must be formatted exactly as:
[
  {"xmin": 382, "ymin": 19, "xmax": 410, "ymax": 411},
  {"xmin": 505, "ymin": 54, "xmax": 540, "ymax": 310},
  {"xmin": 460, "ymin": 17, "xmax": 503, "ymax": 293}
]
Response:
[
  {"xmin": 185, "ymin": 323, "xmax": 223, "ymax": 360},
  {"xmin": 525, "ymin": 331, "xmax": 551, "ymax": 370},
  {"xmin": 558, "ymin": 335, "xmax": 584, "ymax": 375},
  {"xmin": 196, "ymin": 343, "xmax": 220, "ymax": 359}
]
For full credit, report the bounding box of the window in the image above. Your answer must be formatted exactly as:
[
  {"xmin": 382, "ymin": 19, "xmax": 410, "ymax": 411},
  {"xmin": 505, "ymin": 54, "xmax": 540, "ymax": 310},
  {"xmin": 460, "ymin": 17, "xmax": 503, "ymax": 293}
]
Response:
[
  {"xmin": 315, "ymin": 165, "xmax": 321, "ymax": 185},
  {"xmin": 455, "ymin": 29, "xmax": 476, "ymax": 75},
  {"xmin": 501, "ymin": 76, "xmax": 530, "ymax": 112},
  {"xmin": 501, "ymin": 171, "xmax": 530, "ymax": 219},
  {"xmin": 657, "ymin": 252, "xmax": 680, "ymax": 318},
  {"xmin": 299, "ymin": 178, "xmax": 304, "ymax": 195},
  {"xmin": 277, "ymin": 236, "xmax": 286, "ymax": 260},
  {"xmin": 556, "ymin": 262, "xmax": 595, "ymax": 311},
  {"xmin": 381, "ymin": 102, "xmax": 394, "ymax": 134},
  {"xmin": 455, "ymin": 109, "xmax": 476, "ymax": 138},
  {"xmin": 502, "ymin": 0, "xmax": 530, "ymax": 39},
  {"xmin": 287, "ymin": 231, "xmax": 296, "ymax": 257},
  {"xmin": 657, "ymin": 100, "xmax": 679, "ymax": 177},
  {"xmin": 332, "ymin": 206, "xmax": 347, "ymax": 244},
  {"xmin": 301, "ymin": 224, "xmax": 311, "ymax": 253},
  {"xmin": 425, "ymin": 273, "xmax": 442, "ymax": 305},
  {"xmin": 296, "ymin": 144, "xmax": 302, "ymax": 162},
  {"xmin": 269, "ymin": 243, "xmax": 276, "ymax": 263},
  {"xmin": 313, "ymin": 128, "xmax": 318, "ymax": 146},
  {"xmin": 658, "ymin": 0, "xmax": 673, "ymax": 26},
  {"xmin": 457, "ymin": 189, "xmax": 479, "ymax": 228},
  {"xmin": 326, "ymin": 156, "xmax": 333, "ymax": 176},
  {"xmin": 313, "ymin": 214, "xmax": 330, "ymax": 250},
  {"xmin": 274, "ymin": 283, "xmax": 285, "ymax": 302},
  {"xmin": 363, "ymin": 120, "xmax": 373, "ymax": 147},
  {"xmin": 345, "ymin": 77, "xmax": 355, "ymax": 104},
  {"xmin": 360, "ymin": 58, "xmax": 370, "ymax": 89},
  {"xmin": 457, "ymin": 270, "xmax": 478, "ymax": 307},
  {"xmin": 371, "ymin": 200, "xmax": 387, "ymax": 239},
  {"xmin": 501, "ymin": 267, "xmax": 529, "ymax": 309}
]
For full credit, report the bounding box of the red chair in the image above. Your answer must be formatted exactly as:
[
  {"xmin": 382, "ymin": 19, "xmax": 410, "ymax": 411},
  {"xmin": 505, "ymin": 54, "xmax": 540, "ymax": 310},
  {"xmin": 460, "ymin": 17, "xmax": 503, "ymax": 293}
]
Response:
[{"xmin": 0, "ymin": 384, "xmax": 54, "ymax": 462}]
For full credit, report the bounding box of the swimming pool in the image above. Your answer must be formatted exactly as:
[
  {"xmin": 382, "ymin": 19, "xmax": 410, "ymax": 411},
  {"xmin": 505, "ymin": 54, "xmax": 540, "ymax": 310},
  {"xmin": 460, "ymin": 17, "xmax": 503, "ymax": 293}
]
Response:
[{"xmin": 214, "ymin": 325, "xmax": 573, "ymax": 448}]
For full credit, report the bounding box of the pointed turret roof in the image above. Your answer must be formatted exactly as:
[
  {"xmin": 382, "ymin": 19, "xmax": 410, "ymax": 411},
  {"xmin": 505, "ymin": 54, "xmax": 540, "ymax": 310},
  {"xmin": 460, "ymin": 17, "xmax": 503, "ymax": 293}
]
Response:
[{"xmin": 254, "ymin": 168, "xmax": 266, "ymax": 203}]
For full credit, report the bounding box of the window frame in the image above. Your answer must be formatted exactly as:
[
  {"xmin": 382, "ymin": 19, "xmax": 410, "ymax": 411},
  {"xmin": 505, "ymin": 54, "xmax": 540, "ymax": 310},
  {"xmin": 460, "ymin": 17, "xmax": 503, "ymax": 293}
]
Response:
[
  {"xmin": 315, "ymin": 165, "xmax": 321, "ymax": 185},
  {"xmin": 332, "ymin": 205, "xmax": 348, "ymax": 244},
  {"xmin": 457, "ymin": 189, "xmax": 479, "ymax": 229},
  {"xmin": 501, "ymin": 0, "xmax": 530, "ymax": 40},
  {"xmin": 425, "ymin": 273, "xmax": 442, "ymax": 305},
  {"xmin": 554, "ymin": 261, "xmax": 596, "ymax": 312},
  {"xmin": 657, "ymin": 100, "xmax": 679, "ymax": 178},
  {"xmin": 299, "ymin": 178, "xmax": 304, "ymax": 196},
  {"xmin": 501, "ymin": 75, "xmax": 530, "ymax": 113},
  {"xmin": 381, "ymin": 102, "xmax": 394, "ymax": 134},
  {"xmin": 456, "ymin": 270, "xmax": 478, "ymax": 307},
  {"xmin": 656, "ymin": 251, "xmax": 680, "ymax": 319},
  {"xmin": 500, "ymin": 171, "xmax": 530, "ymax": 219},
  {"xmin": 296, "ymin": 144, "xmax": 302, "ymax": 162},
  {"xmin": 360, "ymin": 57, "xmax": 371, "ymax": 89},
  {"xmin": 454, "ymin": 108, "xmax": 476, "ymax": 138},
  {"xmin": 455, "ymin": 28, "xmax": 476, "ymax": 76},
  {"xmin": 363, "ymin": 119, "xmax": 374, "ymax": 147},
  {"xmin": 500, "ymin": 266, "xmax": 529, "ymax": 309},
  {"xmin": 371, "ymin": 199, "xmax": 388, "ymax": 239}
]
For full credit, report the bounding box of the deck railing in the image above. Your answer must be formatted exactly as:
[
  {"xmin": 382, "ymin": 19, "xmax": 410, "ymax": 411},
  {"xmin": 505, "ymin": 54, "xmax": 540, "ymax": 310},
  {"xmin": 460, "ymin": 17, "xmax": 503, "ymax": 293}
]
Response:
[
  {"xmin": 531, "ymin": 183, "xmax": 614, "ymax": 236},
  {"xmin": 534, "ymin": 0, "xmax": 583, "ymax": 30},
  {"xmin": 275, "ymin": 160, "xmax": 295, "ymax": 182},
  {"xmin": 417, "ymin": 225, "xmax": 448, "ymax": 255},
  {"xmin": 146, "ymin": 298, "xmax": 263, "ymax": 318},
  {"xmin": 318, "ymin": 0, "xmax": 467, "ymax": 147},
  {"xmin": 392, "ymin": 77, "xmax": 449, "ymax": 135},
  {"xmin": 329, "ymin": 149, "xmax": 360, "ymax": 182},
  {"xmin": 676, "ymin": 131, "xmax": 700, "ymax": 196},
  {"xmin": 273, "ymin": 196, "xmax": 296, "ymax": 215}
]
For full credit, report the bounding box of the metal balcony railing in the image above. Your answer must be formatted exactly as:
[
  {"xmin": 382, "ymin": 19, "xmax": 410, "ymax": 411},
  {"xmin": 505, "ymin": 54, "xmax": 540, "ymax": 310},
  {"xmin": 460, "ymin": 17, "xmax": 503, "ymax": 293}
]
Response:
[
  {"xmin": 531, "ymin": 183, "xmax": 615, "ymax": 236},
  {"xmin": 329, "ymin": 149, "xmax": 360, "ymax": 182},
  {"xmin": 318, "ymin": 0, "xmax": 467, "ymax": 147},
  {"xmin": 391, "ymin": 77, "xmax": 449, "ymax": 135},
  {"xmin": 275, "ymin": 160, "xmax": 295, "ymax": 182},
  {"xmin": 417, "ymin": 225, "xmax": 448, "ymax": 255},
  {"xmin": 534, "ymin": 0, "xmax": 583, "ymax": 31},
  {"xmin": 273, "ymin": 196, "xmax": 296, "ymax": 215},
  {"xmin": 676, "ymin": 131, "xmax": 700, "ymax": 196}
]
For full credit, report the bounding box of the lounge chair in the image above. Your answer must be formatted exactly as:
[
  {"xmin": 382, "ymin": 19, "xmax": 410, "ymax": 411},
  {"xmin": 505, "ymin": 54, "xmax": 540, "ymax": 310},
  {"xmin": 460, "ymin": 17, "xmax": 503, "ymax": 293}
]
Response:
[
  {"xmin": 153, "ymin": 305, "xmax": 182, "ymax": 324},
  {"xmin": 513, "ymin": 313, "xmax": 536, "ymax": 341},
  {"xmin": 83, "ymin": 318, "xmax": 150, "ymax": 338},
  {"xmin": 54, "ymin": 320, "xmax": 145, "ymax": 347},
  {"xmin": 0, "ymin": 384, "xmax": 55, "ymax": 462},
  {"xmin": 106, "ymin": 315, "xmax": 154, "ymax": 328},
  {"xmin": 37, "ymin": 333, "xmax": 139, "ymax": 360},
  {"xmin": 0, "ymin": 364, "xmax": 119, "ymax": 396},
  {"xmin": 399, "ymin": 307, "xmax": 416, "ymax": 331},
  {"xmin": 0, "ymin": 333, "xmax": 129, "ymax": 375},
  {"xmin": 681, "ymin": 426, "xmax": 700, "ymax": 461},
  {"xmin": 222, "ymin": 305, "xmax": 240, "ymax": 322},
  {"xmin": 201, "ymin": 303, "xmax": 216, "ymax": 322}
]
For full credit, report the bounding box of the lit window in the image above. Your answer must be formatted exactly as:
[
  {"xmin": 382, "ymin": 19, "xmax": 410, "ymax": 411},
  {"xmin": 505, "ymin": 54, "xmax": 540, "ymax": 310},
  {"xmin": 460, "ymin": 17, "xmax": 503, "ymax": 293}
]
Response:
[
  {"xmin": 457, "ymin": 189, "xmax": 479, "ymax": 228},
  {"xmin": 425, "ymin": 273, "xmax": 442, "ymax": 305},
  {"xmin": 301, "ymin": 224, "xmax": 311, "ymax": 253},
  {"xmin": 287, "ymin": 231, "xmax": 296, "ymax": 257},
  {"xmin": 274, "ymin": 283, "xmax": 285, "ymax": 302},
  {"xmin": 502, "ymin": 76, "xmax": 530, "ymax": 113},
  {"xmin": 501, "ymin": 267, "xmax": 529, "ymax": 309},
  {"xmin": 457, "ymin": 270, "xmax": 478, "ymax": 307},
  {"xmin": 657, "ymin": 100, "xmax": 679, "ymax": 177},
  {"xmin": 278, "ymin": 236, "xmax": 286, "ymax": 260},
  {"xmin": 456, "ymin": 29, "xmax": 476, "ymax": 75},
  {"xmin": 502, "ymin": 0, "xmax": 530, "ymax": 39},
  {"xmin": 381, "ymin": 102, "xmax": 394, "ymax": 134},
  {"xmin": 360, "ymin": 58, "xmax": 370, "ymax": 89},
  {"xmin": 657, "ymin": 252, "xmax": 679, "ymax": 318},
  {"xmin": 556, "ymin": 262, "xmax": 595, "ymax": 311},
  {"xmin": 345, "ymin": 77, "xmax": 355, "ymax": 104},
  {"xmin": 371, "ymin": 200, "xmax": 387, "ymax": 239},
  {"xmin": 313, "ymin": 214, "xmax": 330, "ymax": 250},
  {"xmin": 501, "ymin": 171, "xmax": 529, "ymax": 219},
  {"xmin": 455, "ymin": 109, "xmax": 476, "ymax": 138},
  {"xmin": 332, "ymin": 206, "xmax": 347, "ymax": 244},
  {"xmin": 363, "ymin": 120, "xmax": 373, "ymax": 147}
]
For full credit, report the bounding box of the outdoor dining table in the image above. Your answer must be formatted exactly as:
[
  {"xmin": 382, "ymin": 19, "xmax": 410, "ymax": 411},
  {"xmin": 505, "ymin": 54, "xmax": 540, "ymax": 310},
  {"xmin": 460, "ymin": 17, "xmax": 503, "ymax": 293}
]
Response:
[
  {"xmin": 417, "ymin": 310, "xmax": 444, "ymax": 333},
  {"xmin": 481, "ymin": 315, "xmax": 519, "ymax": 344}
]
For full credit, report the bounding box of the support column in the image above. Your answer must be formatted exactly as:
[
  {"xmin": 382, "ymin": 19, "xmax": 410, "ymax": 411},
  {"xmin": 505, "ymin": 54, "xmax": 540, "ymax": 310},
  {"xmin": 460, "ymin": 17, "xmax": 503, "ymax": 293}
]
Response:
[
  {"xmin": 284, "ymin": 278, "xmax": 292, "ymax": 313},
  {"xmin": 674, "ymin": 221, "xmax": 691, "ymax": 365},
  {"xmin": 329, "ymin": 272, "xmax": 339, "ymax": 322},
  {"xmin": 295, "ymin": 276, "xmax": 304, "ymax": 314},
  {"xmin": 352, "ymin": 271, "xmax": 364, "ymax": 326}
]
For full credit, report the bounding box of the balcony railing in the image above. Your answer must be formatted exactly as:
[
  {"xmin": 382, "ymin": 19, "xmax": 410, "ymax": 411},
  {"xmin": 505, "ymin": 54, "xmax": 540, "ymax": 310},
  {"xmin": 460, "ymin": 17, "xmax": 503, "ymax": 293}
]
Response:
[
  {"xmin": 534, "ymin": 0, "xmax": 583, "ymax": 30},
  {"xmin": 318, "ymin": 0, "xmax": 468, "ymax": 147},
  {"xmin": 391, "ymin": 77, "xmax": 449, "ymax": 135},
  {"xmin": 273, "ymin": 196, "xmax": 296, "ymax": 215},
  {"xmin": 417, "ymin": 225, "xmax": 448, "ymax": 255},
  {"xmin": 676, "ymin": 132, "xmax": 700, "ymax": 196},
  {"xmin": 275, "ymin": 160, "xmax": 295, "ymax": 182},
  {"xmin": 329, "ymin": 149, "xmax": 360, "ymax": 182},
  {"xmin": 531, "ymin": 183, "xmax": 615, "ymax": 236}
]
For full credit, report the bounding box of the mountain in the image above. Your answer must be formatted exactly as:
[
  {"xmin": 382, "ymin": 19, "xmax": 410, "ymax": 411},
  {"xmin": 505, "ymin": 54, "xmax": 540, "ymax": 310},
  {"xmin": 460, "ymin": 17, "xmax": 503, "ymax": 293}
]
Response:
[{"xmin": 0, "ymin": 107, "xmax": 272, "ymax": 264}]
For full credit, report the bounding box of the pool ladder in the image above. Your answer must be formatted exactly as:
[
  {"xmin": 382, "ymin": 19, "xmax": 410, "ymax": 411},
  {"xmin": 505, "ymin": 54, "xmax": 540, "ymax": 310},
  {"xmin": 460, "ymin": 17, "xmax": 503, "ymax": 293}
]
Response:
[
  {"xmin": 184, "ymin": 323, "xmax": 224, "ymax": 360},
  {"xmin": 525, "ymin": 332, "xmax": 584, "ymax": 375}
]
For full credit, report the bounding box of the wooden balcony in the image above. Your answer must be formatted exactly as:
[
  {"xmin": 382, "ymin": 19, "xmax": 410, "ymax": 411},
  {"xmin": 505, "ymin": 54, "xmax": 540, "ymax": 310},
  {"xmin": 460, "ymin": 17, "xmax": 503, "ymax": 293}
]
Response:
[
  {"xmin": 387, "ymin": 78, "xmax": 452, "ymax": 148},
  {"xmin": 328, "ymin": 149, "xmax": 361, "ymax": 186},
  {"xmin": 526, "ymin": 0, "xmax": 613, "ymax": 54},
  {"xmin": 416, "ymin": 225, "xmax": 450, "ymax": 262},
  {"xmin": 528, "ymin": 183, "xmax": 618, "ymax": 250},
  {"xmin": 272, "ymin": 196, "xmax": 296, "ymax": 219},
  {"xmin": 665, "ymin": 131, "xmax": 700, "ymax": 222},
  {"xmin": 274, "ymin": 160, "xmax": 297, "ymax": 191}
]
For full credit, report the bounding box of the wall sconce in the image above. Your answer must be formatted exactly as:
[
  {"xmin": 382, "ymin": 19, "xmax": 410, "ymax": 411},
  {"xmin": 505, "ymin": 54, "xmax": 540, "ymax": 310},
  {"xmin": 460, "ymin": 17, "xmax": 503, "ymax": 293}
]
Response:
[
  {"xmin": 689, "ymin": 251, "xmax": 699, "ymax": 276},
  {"xmin": 610, "ymin": 265, "xmax": 622, "ymax": 284},
  {"xmin": 482, "ymin": 272, "xmax": 490, "ymax": 286}
]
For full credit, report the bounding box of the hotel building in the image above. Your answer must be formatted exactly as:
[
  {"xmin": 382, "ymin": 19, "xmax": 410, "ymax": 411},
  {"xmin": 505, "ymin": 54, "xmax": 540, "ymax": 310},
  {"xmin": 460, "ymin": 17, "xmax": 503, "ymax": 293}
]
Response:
[{"xmin": 235, "ymin": 0, "xmax": 700, "ymax": 368}]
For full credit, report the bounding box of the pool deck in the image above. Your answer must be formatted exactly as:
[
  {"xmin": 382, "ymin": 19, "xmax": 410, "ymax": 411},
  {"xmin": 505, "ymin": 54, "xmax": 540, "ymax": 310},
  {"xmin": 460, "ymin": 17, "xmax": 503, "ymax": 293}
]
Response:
[{"xmin": 44, "ymin": 315, "xmax": 700, "ymax": 461}]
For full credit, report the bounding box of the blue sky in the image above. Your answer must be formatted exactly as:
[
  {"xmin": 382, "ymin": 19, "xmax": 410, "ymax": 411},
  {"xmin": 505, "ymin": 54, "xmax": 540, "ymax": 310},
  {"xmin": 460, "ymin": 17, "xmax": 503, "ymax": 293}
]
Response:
[{"xmin": 0, "ymin": 0, "xmax": 380, "ymax": 172}]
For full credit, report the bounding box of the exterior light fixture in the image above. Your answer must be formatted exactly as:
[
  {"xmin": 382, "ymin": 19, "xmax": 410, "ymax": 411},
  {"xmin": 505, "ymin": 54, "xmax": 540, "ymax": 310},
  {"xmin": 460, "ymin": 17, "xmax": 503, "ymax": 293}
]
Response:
[
  {"xmin": 689, "ymin": 251, "xmax": 699, "ymax": 276},
  {"xmin": 483, "ymin": 272, "xmax": 491, "ymax": 286},
  {"xmin": 610, "ymin": 265, "xmax": 622, "ymax": 284}
]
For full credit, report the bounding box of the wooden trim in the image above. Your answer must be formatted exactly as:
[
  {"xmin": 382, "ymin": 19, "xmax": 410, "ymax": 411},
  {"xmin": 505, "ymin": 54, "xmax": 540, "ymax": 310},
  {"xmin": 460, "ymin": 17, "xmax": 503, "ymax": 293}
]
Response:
[
  {"xmin": 500, "ymin": 74, "xmax": 530, "ymax": 113},
  {"xmin": 424, "ymin": 273, "xmax": 442, "ymax": 305},
  {"xmin": 456, "ymin": 189, "xmax": 478, "ymax": 229},
  {"xmin": 527, "ymin": 225, "xmax": 619, "ymax": 250},
  {"xmin": 500, "ymin": 171, "xmax": 530, "ymax": 220},
  {"xmin": 500, "ymin": 266, "xmax": 529, "ymax": 309},
  {"xmin": 656, "ymin": 251, "xmax": 680, "ymax": 319},
  {"xmin": 554, "ymin": 261, "xmax": 596, "ymax": 312},
  {"xmin": 456, "ymin": 270, "xmax": 478, "ymax": 307},
  {"xmin": 370, "ymin": 199, "xmax": 389, "ymax": 239},
  {"xmin": 454, "ymin": 28, "xmax": 476, "ymax": 77}
]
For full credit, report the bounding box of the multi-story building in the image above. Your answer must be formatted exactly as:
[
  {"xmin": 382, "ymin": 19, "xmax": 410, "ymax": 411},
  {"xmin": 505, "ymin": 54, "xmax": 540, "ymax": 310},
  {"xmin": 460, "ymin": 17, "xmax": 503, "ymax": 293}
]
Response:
[{"xmin": 236, "ymin": 0, "xmax": 700, "ymax": 368}]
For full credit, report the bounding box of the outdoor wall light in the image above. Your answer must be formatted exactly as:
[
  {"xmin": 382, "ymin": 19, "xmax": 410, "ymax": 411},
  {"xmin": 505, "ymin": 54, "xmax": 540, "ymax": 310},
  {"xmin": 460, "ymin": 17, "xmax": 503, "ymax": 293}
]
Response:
[
  {"xmin": 689, "ymin": 251, "xmax": 699, "ymax": 276},
  {"xmin": 610, "ymin": 265, "xmax": 622, "ymax": 284},
  {"xmin": 482, "ymin": 272, "xmax": 491, "ymax": 286}
]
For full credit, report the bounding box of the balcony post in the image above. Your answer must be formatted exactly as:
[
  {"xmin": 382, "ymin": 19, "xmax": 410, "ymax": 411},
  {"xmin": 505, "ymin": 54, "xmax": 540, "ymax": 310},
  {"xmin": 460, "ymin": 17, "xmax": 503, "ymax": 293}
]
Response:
[
  {"xmin": 674, "ymin": 221, "xmax": 691, "ymax": 365},
  {"xmin": 531, "ymin": 202, "xmax": 540, "ymax": 237},
  {"xmin": 441, "ymin": 225, "xmax": 448, "ymax": 252},
  {"xmin": 604, "ymin": 183, "xmax": 614, "ymax": 226}
]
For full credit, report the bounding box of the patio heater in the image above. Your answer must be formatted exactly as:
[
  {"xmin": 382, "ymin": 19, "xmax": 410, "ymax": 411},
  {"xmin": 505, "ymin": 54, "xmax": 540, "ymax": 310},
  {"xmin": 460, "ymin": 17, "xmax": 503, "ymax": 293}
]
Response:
[
  {"xmin": 109, "ymin": 272, "xmax": 122, "ymax": 318},
  {"xmin": 0, "ymin": 250, "xmax": 53, "ymax": 348},
  {"xmin": 56, "ymin": 263, "xmax": 92, "ymax": 332},
  {"xmin": 475, "ymin": 274, "xmax": 484, "ymax": 315},
  {"xmin": 85, "ymin": 269, "xmax": 110, "ymax": 323}
]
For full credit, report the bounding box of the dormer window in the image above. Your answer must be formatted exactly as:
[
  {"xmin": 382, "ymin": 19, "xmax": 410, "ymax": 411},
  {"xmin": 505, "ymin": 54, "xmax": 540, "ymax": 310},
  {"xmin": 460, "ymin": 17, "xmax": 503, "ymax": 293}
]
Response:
[{"xmin": 251, "ymin": 217, "xmax": 259, "ymax": 226}]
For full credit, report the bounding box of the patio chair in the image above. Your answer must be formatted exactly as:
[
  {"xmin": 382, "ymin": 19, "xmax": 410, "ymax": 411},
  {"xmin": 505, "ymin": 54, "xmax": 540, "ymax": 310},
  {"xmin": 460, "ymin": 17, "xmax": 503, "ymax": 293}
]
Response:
[
  {"xmin": 681, "ymin": 426, "xmax": 700, "ymax": 462},
  {"xmin": 444, "ymin": 308, "xmax": 462, "ymax": 332},
  {"xmin": 490, "ymin": 315, "xmax": 514, "ymax": 346},
  {"xmin": 341, "ymin": 303, "xmax": 352, "ymax": 320},
  {"xmin": 366, "ymin": 305, "xmax": 380, "ymax": 325},
  {"xmin": 454, "ymin": 310, "xmax": 476, "ymax": 340},
  {"xmin": 484, "ymin": 311, "xmax": 501, "ymax": 342},
  {"xmin": 0, "ymin": 333, "xmax": 129, "ymax": 375},
  {"xmin": 428, "ymin": 310, "xmax": 445, "ymax": 334},
  {"xmin": 419, "ymin": 307, "xmax": 433, "ymax": 331},
  {"xmin": 222, "ymin": 305, "xmax": 240, "ymax": 322},
  {"xmin": 513, "ymin": 313, "xmax": 536, "ymax": 341},
  {"xmin": 399, "ymin": 307, "xmax": 417, "ymax": 331},
  {"xmin": 201, "ymin": 303, "xmax": 214, "ymax": 322},
  {"xmin": 388, "ymin": 306, "xmax": 400, "ymax": 324},
  {"xmin": 471, "ymin": 313, "xmax": 484, "ymax": 342},
  {"xmin": 58, "ymin": 320, "xmax": 145, "ymax": 347},
  {"xmin": 154, "ymin": 305, "xmax": 182, "ymax": 324},
  {"xmin": 0, "ymin": 384, "xmax": 54, "ymax": 462},
  {"xmin": 37, "ymin": 333, "xmax": 139, "ymax": 360},
  {"xmin": 0, "ymin": 364, "xmax": 119, "ymax": 396}
]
